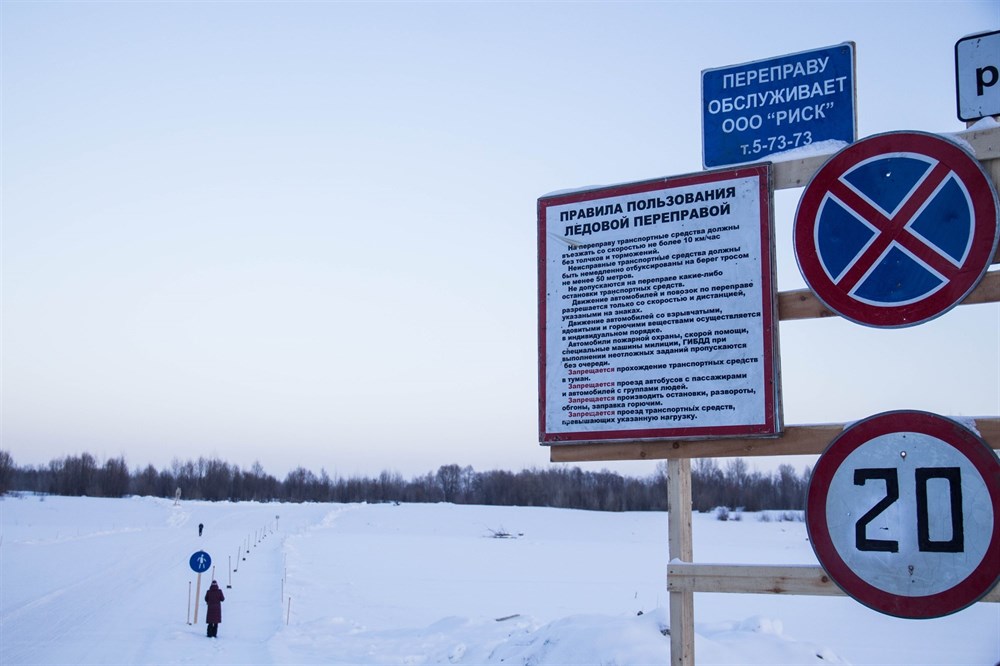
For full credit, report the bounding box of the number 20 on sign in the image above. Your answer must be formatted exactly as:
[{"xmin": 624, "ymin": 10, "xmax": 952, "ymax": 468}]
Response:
[{"xmin": 806, "ymin": 411, "xmax": 1000, "ymax": 619}]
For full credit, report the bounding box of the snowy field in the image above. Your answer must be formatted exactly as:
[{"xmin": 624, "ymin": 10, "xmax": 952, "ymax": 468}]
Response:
[{"xmin": 1, "ymin": 495, "xmax": 997, "ymax": 665}]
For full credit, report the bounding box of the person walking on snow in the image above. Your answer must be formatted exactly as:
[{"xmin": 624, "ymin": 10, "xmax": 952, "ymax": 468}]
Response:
[{"xmin": 205, "ymin": 580, "xmax": 225, "ymax": 637}]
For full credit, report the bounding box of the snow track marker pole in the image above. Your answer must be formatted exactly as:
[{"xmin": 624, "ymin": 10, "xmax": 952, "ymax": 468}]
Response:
[
  {"xmin": 286, "ymin": 597, "xmax": 291, "ymax": 625},
  {"xmin": 187, "ymin": 581, "xmax": 192, "ymax": 625},
  {"xmin": 227, "ymin": 556, "xmax": 232, "ymax": 589}
]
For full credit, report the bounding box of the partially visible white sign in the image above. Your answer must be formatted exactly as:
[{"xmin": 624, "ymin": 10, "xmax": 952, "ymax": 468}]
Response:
[{"xmin": 956, "ymin": 30, "xmax": 1000, "ymax": 122}]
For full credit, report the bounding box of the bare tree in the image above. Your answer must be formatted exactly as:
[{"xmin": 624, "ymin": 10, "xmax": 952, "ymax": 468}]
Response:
[{"xmin": 0, "ymin": 450, "xmax": 13, "ymax": 494}]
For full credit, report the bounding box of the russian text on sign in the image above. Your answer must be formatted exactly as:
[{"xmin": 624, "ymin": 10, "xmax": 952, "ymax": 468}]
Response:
[
  {"xmin": 538, "ymin": 165, "xmax": 780, "ymax": 444},
  {"xmin": 702, "ymin": 42, "xmax": 856, "ymax": 168}
]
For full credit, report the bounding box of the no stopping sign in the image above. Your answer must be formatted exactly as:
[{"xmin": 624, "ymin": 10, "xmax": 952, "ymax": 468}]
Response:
[
  {"xmin": 807, "ymin": 411, "xmax": 1000, "ymax": 618},
  {"xmin": 794, "ymin": 131, "xmax": 999, "ymax": 328}
]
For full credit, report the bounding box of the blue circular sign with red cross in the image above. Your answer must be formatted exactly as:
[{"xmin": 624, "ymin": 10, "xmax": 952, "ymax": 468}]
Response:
[{"xmin": 794, "ymin": 131, "xmax": 999, "ymax": 327}]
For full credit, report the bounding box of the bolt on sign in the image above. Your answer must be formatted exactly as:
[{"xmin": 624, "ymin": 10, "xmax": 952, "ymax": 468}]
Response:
[
  {"xmin": 537, "ymin": 165, "xmax": 781, "ymax": 445},
  {"xmin": 702, "ymin": 42, "xmax": 856, "ymax": 169}
]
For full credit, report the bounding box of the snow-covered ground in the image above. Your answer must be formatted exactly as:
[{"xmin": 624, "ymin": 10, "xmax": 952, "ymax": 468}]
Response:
[{"xmin": 1, "ymin": 495, "xmax": 996, "ymax": 665}]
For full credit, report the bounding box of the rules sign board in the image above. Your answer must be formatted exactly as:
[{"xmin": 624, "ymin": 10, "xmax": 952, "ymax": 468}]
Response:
[
  {"xmin": 538, "ymin": 165, "xmax": 781, "ymax": 444},
  {"xmin": 702, "ymin": 42, "xmax": 856, "ymax": 169},
  {"xmin": 794, "ymin": 130, "xmax": 1000, "ymax": 328},
  {"xmin": 806, "ymin": 411, "xmax": 1000, "ymax": 619}
]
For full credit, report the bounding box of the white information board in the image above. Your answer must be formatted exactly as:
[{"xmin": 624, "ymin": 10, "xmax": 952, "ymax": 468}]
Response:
[{"xmin": 538, "ymin": 165, "xmax": 781, "ymax": 444}]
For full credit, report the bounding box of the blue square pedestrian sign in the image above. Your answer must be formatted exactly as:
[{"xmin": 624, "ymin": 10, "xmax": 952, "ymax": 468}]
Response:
[{"xmin": 702, "ymin": 43, "xmax": 856, "ymax": 168}]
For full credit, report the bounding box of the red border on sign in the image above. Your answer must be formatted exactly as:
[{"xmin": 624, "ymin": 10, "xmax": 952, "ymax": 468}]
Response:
[
  {"xmin": 794, "ymin": 131, "xmax": 999, "ymax": 328},
  {"xmin": 537, "ymin": 165, "xmax": 778, "ymax": 444},
  {"xmin": 806, "ymin": 410, "xmax": 1000, "ymax": 619}
]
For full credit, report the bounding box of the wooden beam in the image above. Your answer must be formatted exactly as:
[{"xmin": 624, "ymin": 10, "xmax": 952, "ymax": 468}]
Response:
[
  {"xmin": 956, "ymin": 124, "xmax": 1000, "ymax": 162},
  {"xmin": 778, "ymin": 269, "xmax": 1000, "ymax": 321},
  {"xmin": 668, "ymin": 563, "xmax": 841, "ymax": 596},
  {"xmin": 549, "ymin": 417, "xmax": 1000, "ymax": 463},
  {"xmin": 666, "ymin": 563, "xmax": 1000, "ymax": 602},
  {"xmin": 771, "ymin": 125, "xmax": 1000, "ymax": 191},
  {"xmin": 667, "ymin": 459, "xmax": 695, "ymax": 666}
]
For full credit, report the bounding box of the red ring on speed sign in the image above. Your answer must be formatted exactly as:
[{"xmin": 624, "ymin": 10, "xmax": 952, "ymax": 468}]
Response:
[
  {"xmin": 794, "ymin": 131, "xmax": 999, "ymax": 328},
  {"xmin": 806, "ymin": 410, "xmax": 1000, "ymax": 619}
]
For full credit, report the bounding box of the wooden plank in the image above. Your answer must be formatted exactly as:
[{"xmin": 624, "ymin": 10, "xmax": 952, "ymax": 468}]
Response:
[
  {"xmin": 778, "ymin": 269, "xmax": 1000, "ymax": 321},
  {"xmin": 666, "ymin": 563, "xmax": 1000, "ymax": 602},
  {"xmin": 550, "ymin": 417, "xmax": 1000, "ymax": 463},
  {"xmin": 956, "ymin": 124, "xmax": 1000, "ymax": 162},
  {"xmin": 772, "ymin": 153, "xmax": 831, "ymax": 190},
  {"xmin": 771, "ymin": 125, "xmax": 1000, "ymax": 191},
  {"xmin": 668, "ymin": 563, "xmax": 842, "ymax": 596}
]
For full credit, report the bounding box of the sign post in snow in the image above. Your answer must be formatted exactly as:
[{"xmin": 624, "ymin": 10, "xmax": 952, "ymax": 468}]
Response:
[
  {"xmin": 702, "ymin": 43, "xmax": 856, "ymax": 168},
  {"xmin": 537, "ymin": 164, "xmax": 781, "ymax": 445},
  {"xmin": 189, "ymin": 550, "xmax": 212, "ymax": 625},
  {"xmin": 806, "ymin": 411, "xmax": 1000, "ymax": 619},
  {"xmin": 955, "ymin": 29, "xmax": 1000, "ymax": 122}
]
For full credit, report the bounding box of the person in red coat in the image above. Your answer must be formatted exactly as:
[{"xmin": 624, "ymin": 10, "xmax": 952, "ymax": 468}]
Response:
[{"xmin": 204, "ymin": 580, "xmax": 225, "ymax": 638}]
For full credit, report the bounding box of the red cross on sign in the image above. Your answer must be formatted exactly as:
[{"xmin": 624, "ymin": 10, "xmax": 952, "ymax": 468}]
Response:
[{"xmin": 794, "ymin": 131, "xmax": 999, "ymax": 328}]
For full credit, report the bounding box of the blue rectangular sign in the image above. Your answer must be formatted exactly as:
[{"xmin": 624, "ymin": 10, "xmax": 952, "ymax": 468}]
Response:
[{"xmin": 702, "ymin": 43, "xmax": 856, "ymax": 169}]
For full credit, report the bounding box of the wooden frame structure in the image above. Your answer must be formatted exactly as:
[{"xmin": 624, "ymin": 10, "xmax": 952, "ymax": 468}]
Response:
[{"xmin": 550, "ymin": 125, "xmax": 1000, "ymax": 666}]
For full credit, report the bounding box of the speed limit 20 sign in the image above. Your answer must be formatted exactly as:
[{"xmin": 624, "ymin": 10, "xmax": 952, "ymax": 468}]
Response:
[{"xmin": 807, "ymin": 411, "xmax": 999, "ymax": 618}]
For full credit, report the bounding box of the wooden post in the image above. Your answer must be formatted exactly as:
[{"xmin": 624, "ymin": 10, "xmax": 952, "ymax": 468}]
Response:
[
  {"xmin": 668, "ymin": 458, "xmax": 694, "ymax": 666},
  {"xmin": 193, "ymin": 572, "xmax": 202, "ymax": 625}
]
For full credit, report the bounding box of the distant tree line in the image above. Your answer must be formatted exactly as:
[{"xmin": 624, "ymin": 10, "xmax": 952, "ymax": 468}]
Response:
[{"xmin": 0, "ymin": 450, "xmax": 809, "ymax": 512}]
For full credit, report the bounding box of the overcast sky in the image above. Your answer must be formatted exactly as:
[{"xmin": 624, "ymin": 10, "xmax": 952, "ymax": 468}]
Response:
[{"xmin": 2, "ymin": 1, "xmax": 998, "ymax": 480}]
